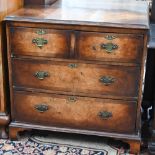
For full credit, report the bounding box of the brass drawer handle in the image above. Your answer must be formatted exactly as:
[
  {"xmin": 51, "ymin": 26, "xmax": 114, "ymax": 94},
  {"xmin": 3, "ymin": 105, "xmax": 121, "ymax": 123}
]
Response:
[
  {"xmin": 35, "ymin": 104, "xmax": 49, "ymax": 113},
  {"xmin": 101, "ymin": 43, "xmax": 118, "ymax": 53},
  {"xmin": 34, "ymin": 71, "xmax": 49, "ymax": 80},
  {"xmin": 67, "ymin": 96, "xmax": 77, "ymax": 102},
  {"xmin": 68, "ymin": 64, "xmax": 78, "ymax": 69},
  {"xmin": 98, "ymin": 111, "xmax": 113, "ymax": 119},
  {"xmin": 32, "ymin": 38, "xmax": 48, "ymax": 48},
  {"xmin": 99, "ymin": 76, "xmax": 115, "ymax": 86}
]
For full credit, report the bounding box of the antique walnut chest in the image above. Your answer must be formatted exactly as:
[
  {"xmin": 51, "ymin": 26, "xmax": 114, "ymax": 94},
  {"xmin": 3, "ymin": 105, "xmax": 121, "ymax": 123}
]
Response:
[{"xmin": 5, "ymin": 0, "xmax": 149, "ymax": 153}]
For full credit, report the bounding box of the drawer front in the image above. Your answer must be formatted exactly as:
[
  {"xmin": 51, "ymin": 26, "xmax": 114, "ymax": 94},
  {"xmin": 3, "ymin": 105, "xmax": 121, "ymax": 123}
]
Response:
[
  {"xmin": 13, "ymin": 91, "xmax": 137, "ymax": 134},
  {"xmin": 76, "ymin": 32, "xmax": 143, "ymax": 63},
  {"xmin": 9, "ymin": 27, "xmax": 70, "ymax": 58},
  {"xmin": 12, "ymin": 59, "xmax": 140, "ymax": 98}
]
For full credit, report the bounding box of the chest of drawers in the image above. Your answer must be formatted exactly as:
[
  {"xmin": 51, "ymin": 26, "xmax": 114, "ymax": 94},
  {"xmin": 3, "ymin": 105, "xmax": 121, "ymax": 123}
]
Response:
[{"xmin": 5, "ymin": 0, "xmax": 149, "ymax": 153}]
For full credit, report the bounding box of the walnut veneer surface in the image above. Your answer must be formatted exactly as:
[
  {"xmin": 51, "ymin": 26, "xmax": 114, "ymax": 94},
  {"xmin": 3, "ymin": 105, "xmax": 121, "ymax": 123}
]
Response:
[{"xmin": 5, "ymin": 0, "xmax": 149, "ymax": 153}]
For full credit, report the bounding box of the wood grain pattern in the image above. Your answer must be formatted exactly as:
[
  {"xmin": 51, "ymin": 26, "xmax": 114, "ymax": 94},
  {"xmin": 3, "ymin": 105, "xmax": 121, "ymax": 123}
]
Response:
[
  {"xmin": 13, "ymin": 91, "xmax": 137, "ymax": 134},
  {"xmin": 7, "ymin": 22, "xmax": 148, "ymax": 34},
  {"xmin": 5, "ymin": 0, "xmax": 149, "ymax": 29},
  {"xmin": 10, "ymin": 27, "xmax": 70, "ymax": 58},
  {"xmin": 12, "ymin": 58, "xmax": 140, "ymax": 99},
  {"xmin": 9, "ymin": 26, "xmax": 144, "ymax": 64},
  {"xmin": 77, "ymin": 32, "xmax": 144, "ymax": 63},
  {"xmin": 5, "ymin": 0, "xmax": 149, "ymax": 153}
]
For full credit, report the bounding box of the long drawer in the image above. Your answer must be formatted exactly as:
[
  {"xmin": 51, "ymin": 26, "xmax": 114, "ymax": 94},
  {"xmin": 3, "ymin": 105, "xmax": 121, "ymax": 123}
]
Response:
[
  {"xmin": 12, "ymin": 59, "xmax": 140, "ymax": 98},
  {"xmin": 13, "ymin": 91, "xmax": 137, "ymax": 134}
]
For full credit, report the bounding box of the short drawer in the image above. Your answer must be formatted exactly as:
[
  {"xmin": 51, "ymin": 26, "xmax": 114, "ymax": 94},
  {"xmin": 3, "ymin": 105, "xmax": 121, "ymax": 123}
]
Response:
[
  {"xmin": 76, "ymin": 32, "xmax": 143, "ymax": 63},
  {"xmin": 13, "ymin": 91, "xmax": 137, "ymax": 134},
  {"xmin": 9, "ymin": 27, "xmax": 70, "ymax": 58},
  {"xmin": 12, "ymin": 59, "xmax": 140, "ymax": 99}
]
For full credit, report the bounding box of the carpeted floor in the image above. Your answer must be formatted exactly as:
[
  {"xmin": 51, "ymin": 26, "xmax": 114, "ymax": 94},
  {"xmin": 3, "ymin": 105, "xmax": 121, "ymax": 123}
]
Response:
[
  {"xmin": 0, "ymin": 138, "xmax": 124, "ymax": 155},
  {"xmin": 0, "ymin": 131, "xmax": 136, "ymax": 155}
]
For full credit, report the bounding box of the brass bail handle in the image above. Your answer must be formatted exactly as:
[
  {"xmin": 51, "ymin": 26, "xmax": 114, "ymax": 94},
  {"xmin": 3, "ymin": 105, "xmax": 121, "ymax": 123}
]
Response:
[
  {"xmin": 101, "ymin": 42, "xmax": 118, "ymax": 53},
  {"xmin": 32, "ymin": 38, "xmax": 48, "ymax": 49},
  {"xmin": 34, "ymin": 71, "xmax": 49, "ymax": 80},
  {"xmin": 35, "ymin": 104, "xmax": 49, "ymax": 113},
  {"xmin": 98, "ymin": 111, "xmax": 113, "ymax": 119},
  {"xmin": 99, "ymin": 76, "xmax": 115, "ymax": 86}
]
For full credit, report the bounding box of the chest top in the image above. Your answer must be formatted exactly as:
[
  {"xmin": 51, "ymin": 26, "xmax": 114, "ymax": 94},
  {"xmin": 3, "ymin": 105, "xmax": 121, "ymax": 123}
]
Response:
[{"xmin": 5, "ymin": 0, "xmax": 149, "ymax": 29}]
